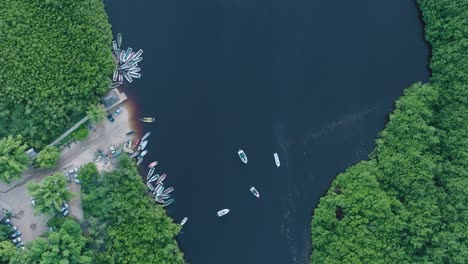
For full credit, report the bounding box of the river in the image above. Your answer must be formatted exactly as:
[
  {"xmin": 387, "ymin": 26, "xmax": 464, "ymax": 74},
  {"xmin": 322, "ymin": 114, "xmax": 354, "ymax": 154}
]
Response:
[{"xmin": 104, "ymin": 0, "xmax": 429, "ymax": 263}]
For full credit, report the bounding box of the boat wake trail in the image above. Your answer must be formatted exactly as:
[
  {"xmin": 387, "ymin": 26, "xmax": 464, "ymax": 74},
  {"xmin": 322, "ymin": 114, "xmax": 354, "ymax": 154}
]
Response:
[{"xmin": 274, "ymin": 124, "xmax": 291, "ymax": 166}]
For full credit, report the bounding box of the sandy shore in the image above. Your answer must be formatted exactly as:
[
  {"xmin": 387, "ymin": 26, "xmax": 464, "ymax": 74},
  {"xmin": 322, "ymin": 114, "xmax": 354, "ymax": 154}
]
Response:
[{"xmin": 0, "ymin": 103, "xmax": 136, "ymax": 243}]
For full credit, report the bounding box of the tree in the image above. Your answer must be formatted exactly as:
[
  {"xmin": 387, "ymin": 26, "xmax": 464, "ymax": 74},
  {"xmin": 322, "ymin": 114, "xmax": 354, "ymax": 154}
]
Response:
[
  {"xmin": 0, "ymin": 241, "xmax": 16, "ymax": 263},
  {"xmin": 36, "ymin": 145, "xmax": 60, "ymax": 169},
  {"xmin": 10, "ymin": 220, "xmax": 91, "ymax": 264},
  {"xmin": 73, "ymin": 126, "xmax": 89, "ymax": 141},
  {"xmin": 82, "ymin": 156, "xmax": 184, "ymax": 263},
  {"xmin": 27, "ymin": 173, "xmax": 74, "ymax": 215},
  {"xmin": 0, "ymin": 135, "xmax": 29, "ymax": 183},
  {"xmin": 86, "ymin": 104, "xmax": 107, "ymax": 124}
]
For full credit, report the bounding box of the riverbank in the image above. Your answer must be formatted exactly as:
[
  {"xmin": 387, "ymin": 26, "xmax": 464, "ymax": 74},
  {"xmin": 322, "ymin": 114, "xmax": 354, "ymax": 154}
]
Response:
[{"xmin": 0, "ymin": 101, "xmax": 136, "ymax": 242}]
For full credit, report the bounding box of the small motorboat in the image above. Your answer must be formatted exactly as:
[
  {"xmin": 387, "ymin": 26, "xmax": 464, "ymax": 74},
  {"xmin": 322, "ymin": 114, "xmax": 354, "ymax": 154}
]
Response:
[
  {"xmin": 139, "ymin": 150, "xmax": 148, "ymax": 158},
  {"xmin": 136, "ymin": 158, "xmax": 143, "ymax": 166},
  {"xmin": 163, "ymin": 198, "xmax": 174, "ymax": 207},
  {"xmin": 129, "ymin": 151, "xmax": 140, "ymax": 158},
  {"xmin": 158, "ymin": 194, "xmax": 171, "ymax": 200},
  {"xmin": 147, "ymin": 174, "xmax": 159, "ymax": 183},
  {"xmin": 156, "ymin": 173, "xmax": 167, "ymax": 185},
  {"xmin": 148, "ymin": 161, "xmax": 158, "ymax": 168},
  {"xmin": 141, "ymin": 132, "xmax": 151, "ymax": 141},
  {"xmin": 238, "ymin": 149, "xmax": 248, "ymax": 164},
  {"xmin": 181, "ymin": 217, "xmax": 188, "ymax": 226},
  {"xmin": 147, "ymin": 167, "xmax": 155, "ymax": 179},
  {"xmin": 161, "ymin": 187, "xmax": 174, "ymax": 195},
  {"xmin": 117, "ymin": 33, "xmax": 122, "ymax": 48},
  {"xmin": 217, "ymin": 209, "xmax": 230, "ymax": 217},
  {"xmin": 250, "ymin": 187, "xmax": 260, "ymax": 198},
  {"xmin": 147, "ymin": 181, "xmax": 155, "ymax": 191},
  {"xmin": 138, "ymin": 140, "xmax": 148, "ymax": 151},
  {"xmin": 155, "ymin": 197, "xmax": 164, "ymax": 204},
  {"xmin": 274, "ymin": 153, "xmax": 280, "ymax": 167},
  {"xmin": 154, "ymin": 184, "xmax": 164, "ymax": 195},
  {"xmin": 139, "ymin": 117, "xmax": 155, "ymax": 123}
]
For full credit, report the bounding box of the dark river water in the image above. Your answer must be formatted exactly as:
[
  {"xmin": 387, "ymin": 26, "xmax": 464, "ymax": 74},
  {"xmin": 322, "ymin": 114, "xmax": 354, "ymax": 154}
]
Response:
[{"xmin": 105, "ymin": 0, "xmax": 429, "ymax": 263}]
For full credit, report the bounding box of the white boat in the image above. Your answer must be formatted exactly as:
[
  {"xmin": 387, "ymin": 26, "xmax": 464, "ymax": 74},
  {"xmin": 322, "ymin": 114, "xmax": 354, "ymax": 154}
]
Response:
[
  {"xmin": 133, "ymin": 49, "xmax": 143, "ymax": 60},
  {"xmin": 147, "ymin": 167, "xmax": 155, "ymax": 179},
  {"xmin": 123, "ymin": 72, "xmax": 133, "ymax": 83},
  {"xmin": 132, "ymin": 56, "xmax": 143, "ymax": 64},
  {"xmin": 112, "ymin": 40, "xmax": 118, "ymax": 52},
  {"xmin": 136, "ymin": 158, "xmax": 143, "ymax": 166},
  {"xmin": 158, "ymin": 194, "xmax": 171, "ymax": 199},
  {"xmin": 217, "ymin": 209, "xmax": 230, "ymax": 217},
  {"xmin": 155, "ymin": 197, "xmax": 164, "ymax": 204},
  {"xmin": 118, "ymin": 72, "xmax": 123, "ymax": 83},
  {"xmin": 128, "ymin": 67, "xmax": 141, "ymax": 73},
  {"xmin": 148, "ymin": 174, "xmax": 159, "ymax": 183},
  {"xmin": 141, "ymin": 132, "xmax": 151, "ymax": 141},
  {"xmin": 130, "ymin": 151, "xmax": 140, "ymax": 158},
  {"xmin": 112, "ymin": 70, "xmax": 118, "ymax": 81},
  {"xmin": 128, "ymin": 72, "xmax": 141, "ymax": 79},
  {"xmin": 139, "ymin": 150, "xmax": 148, "ymax": 158},
  {"xmin": 119, "ymin": 51, "xmax": 125, "ymax": 63},
  {"xmin": 124, "ymin": 47, "xmax": 133, "ymax": 62},
  {"xmin": 238, "ymin": 149, "xmax": 248, "ymax": 164},
  {"xmin": 154, "ymin": 184, "xmax": 164, "ymax": 195},
  {"xmin": 161, "ymin": 187, "xmax": 174, "ymax": 195},
  {"xmin": 146, "ymin": 181, "xmax": 155, "ymax": 191},
  {"xmin": 117, "ymin": 33, "xmax": 122, "ymax": 48},
  {"xmin": 250, "ymin": 187, "xmax": 260, "ymax": 198},
  {"xmin": 163, "ymin": 198, "xmax": 174, "ymax": 207},
  {"xmin": 148, "ymin": 161, "xmax": 158, "ymax": 168},
  {"xmin": 274, "ymin": 153, "xmax": 280, "ymax": 167},
  {"xmin": 138, "ymin": 140, "xmax": 148, "ymax": 150},
  {"xmin": 156, "ymin": 173, "xmax": 166, "ymax": 185},
  {"xmin": 181, "ymin": 217, "xmax": 188, "ymax": 226}
]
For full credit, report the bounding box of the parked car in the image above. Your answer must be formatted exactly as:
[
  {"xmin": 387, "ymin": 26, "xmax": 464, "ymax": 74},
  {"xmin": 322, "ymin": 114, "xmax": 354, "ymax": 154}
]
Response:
[
  {"xmin": 15, "ymin": 241, "xmax": 24, "ymax": 248},
  {"xmin": 60, "ymin": 203, "xmax": 69, "ymax": 213},
  {"xmin": 107, "ymin": 114, "xmax": 115, "ymax": 122},
  {"xmin": 10, "ymin": 226, "xmax": 18, "ymax": 232},
  {"xmin": 62, "ymin": 209, "xmax": 69, "ymax": 217},
  {"xmin": 10, "ymin": 230, "xmax": 21, "ymax": 239},
  {"xmin": 110, "ymin": 145, "xmax": 116, "ymax": 155},
  {"xmin": 1, "ymin": 218, "xmax": 10, "ymax": 225},
  {"xmin": 74, "ymin": 176, "xmax": 81, "ymax": 184},
  {"xmin": 11, "ymin": 237, "xmax": 21, "ymax": 244},
  {"xmin": 114, "ymin": 107, "xmax": 122, "ymax": 116}
]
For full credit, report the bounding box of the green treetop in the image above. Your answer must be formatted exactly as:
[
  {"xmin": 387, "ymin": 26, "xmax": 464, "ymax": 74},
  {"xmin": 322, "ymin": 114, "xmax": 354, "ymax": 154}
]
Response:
[
  {"xmin": 36, "ymin": 145, "xmax": 60, "ymax": 169},
  {"xmin": 0, "ymin": 135, "xmax": 29, "ymax": 183},
  {"xmin": 27, "ymin": 173, "xmax": 74, "ymax": 215}
]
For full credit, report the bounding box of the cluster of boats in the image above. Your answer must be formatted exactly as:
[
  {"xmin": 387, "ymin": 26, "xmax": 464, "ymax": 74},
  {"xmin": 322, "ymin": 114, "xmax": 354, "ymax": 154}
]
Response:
[
  {"xmin": 216, "ymin": 150, "xmax": 279, "ymax": 218},
  {"xmin": 111, "ymin": 33, "xmax": 143, "ymax": 88},
  {"xmin": 127, "ymin": 132, "xmax": 175, "ymax": 207}
]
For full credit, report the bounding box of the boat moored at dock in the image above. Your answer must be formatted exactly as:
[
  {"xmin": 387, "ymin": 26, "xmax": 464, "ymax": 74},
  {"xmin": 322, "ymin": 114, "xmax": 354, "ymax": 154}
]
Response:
[
  {"xmin": 139, "ymin": 117, "xmax": 156, "ymax": 123},
  {"xmin": 148, "ymin": 161, "xmax": 158, "ymax": 168},
  {"xmin": 163, "ymin": 198, "xmax": 174, "ymax": 207}
]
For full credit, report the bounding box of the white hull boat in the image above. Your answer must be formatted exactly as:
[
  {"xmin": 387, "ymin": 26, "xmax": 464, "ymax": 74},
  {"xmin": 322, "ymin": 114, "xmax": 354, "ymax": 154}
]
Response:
[
  {"xmin": 181, "ymin": 217, "xmax": 188, "ymax": 226},
  {"xmin": 217, "ymin": 209, "xmax": 230, "ymax": 217},
  {"xmin": 274, "ymin": 153, "xmax": 280, "ymax": 167},
  {"xmin": 250, "ymin": 187, "xmax": 260, "ymax": 198},
  {"xmin": 238, "ymin": 149, "xmax": 248, "ymax": 164}
]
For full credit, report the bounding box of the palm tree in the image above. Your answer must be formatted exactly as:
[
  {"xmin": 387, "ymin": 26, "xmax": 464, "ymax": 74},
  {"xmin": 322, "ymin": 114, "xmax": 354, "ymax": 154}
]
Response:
[
  {"xmin": 0, "ymin": 135, "xmax": 29, "ymax": 183},
  {"xmin": 86, "ymin": 103, "xmax": 107, "ymax": 124},
  {"xmin": 27, "ymin": 173, "xmax": 74, "ymax": 215}
]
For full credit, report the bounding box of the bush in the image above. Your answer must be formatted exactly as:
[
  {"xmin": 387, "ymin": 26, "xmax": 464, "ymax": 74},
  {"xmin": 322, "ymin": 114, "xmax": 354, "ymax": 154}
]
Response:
[
  {"xmin": 73, "ymin": 127, "xmax": 89, "ymax": 141},
  {"xmin": 36, "ymin": 145, "xmax": 60, "ymax": 169}
]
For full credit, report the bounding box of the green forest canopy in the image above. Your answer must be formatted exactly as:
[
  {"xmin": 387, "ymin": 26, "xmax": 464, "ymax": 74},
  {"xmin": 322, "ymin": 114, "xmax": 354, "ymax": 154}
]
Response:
[
  {"xmin": 0, "ymin": 0, "xmax": 115, "ymax": 149},
  {"xmin": 81, "ymin": 158, "xmax": 185, "ymax": 263},
  {"xmin": 310, "ymin": 0, "xmax": 467, "ymax": 263}
]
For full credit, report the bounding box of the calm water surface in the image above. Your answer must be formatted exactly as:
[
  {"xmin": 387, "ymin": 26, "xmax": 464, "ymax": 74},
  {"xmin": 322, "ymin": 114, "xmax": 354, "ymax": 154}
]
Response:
[{"xmin": 105, "ymin": 0, "xmax": 429, "ymax": 263}]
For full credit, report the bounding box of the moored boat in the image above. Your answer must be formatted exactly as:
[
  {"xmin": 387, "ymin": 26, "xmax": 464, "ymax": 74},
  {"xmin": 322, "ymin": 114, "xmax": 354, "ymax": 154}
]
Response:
[
  {"xmin": 140, "ymin": 117, "xmax": 156, "ymax": 123},
  {"xmin": 117, "ymin": 33, "xmax": 122, "ymax": 48},
  {"xmin": 138, "ymin": 140, "xmax": 148, "ymax": 151},
  {"xmin": 155, "ymin": 197, "xmax": 164, "ymax": 204},
  {"xmin": 147, "ymin": 167, "xmax": 155, "ymax": 179},
  {"xmin": 274, "ymin": 153, "xmax": 280, "ymax": 167},
  {"xmin": 147, "ymin": 174, "xmax": 159, "ymax": 183},
  {"xmin": 238, "ymin": 149, "xmax": 248, "ymax": 164},
  {"xmin": 158, "ymin": 194, "xmax": 171, "ymax": 200},
  {"xmin": 148, "ymin": 161, "xmax": 158, "ymax": 168},
  {"xmin": 141, "ymin": 132, "xmax": 151, "ymax": 141},
  {"xmin": 112, "ymin": 40, "xmax": 118, "ymax": 52},
  {"xmin": 181, "ymin": 217, "xmax": 188, "ymax": 226},
  {"xmin": 217, "ymin": 209, "xmax": 230, "ymax": 217},
  {"xmin": 163, "ymin": 198, "xmax": 174, "ymax": 207},
  {"xmin": 250, "ymin": 187, "xmax": 260, "ymax": 198},
  {"xmin": 161, "ymin": 187, "xmax": 174, "ymax": 195},
  {"xmin": 156, "ymin": 173, "xmax": 167, "ymax": 185},
  {"xmin": 129, "ymin": 151, "xmax": 140, "ymax": 158},
  {"xmin": 139, "ymin": 150, "xmax": 148, "ymax": 158},
  {"xmin": 154, "ymin": 184, "xmax": 164, "ymax": 195},
  {"xmin": 112, "ymin": 70, "xmax": 118, "ymax": 81},
  {"xmin": 136, "ymin": 157, "xmax": 143, "ymax": 166},
  {"xmin": 128, "ymin": 72, "xmax": 141, "ymax": 79},
  {"xmin": 123, "ymin": 71, "xmax": 133, "ymax": 83}
]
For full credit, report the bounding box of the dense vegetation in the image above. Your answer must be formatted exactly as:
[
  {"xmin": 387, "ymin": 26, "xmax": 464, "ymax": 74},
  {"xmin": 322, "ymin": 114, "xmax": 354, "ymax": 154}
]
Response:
[
  {"xmin": 311, "ymin": 1, "xmax": 467, "ymax": 263},
  {"xmin": 35, "ymin": 145, "xmax": 60, "ymax": 169},
  {"xmin": 0, "ymin": 135, "xmax": 29, "ymax": 183},
  {"xmin": 81, "ymin": 157, "xmax": 184, "ymax": 263},
  {"xmin": 27, "ymin": 173, "xmax": 74, "ymax": 215},
  {"xmin": 0, "ymin": 225, "xmax": 16, "ymax": 263},
  {"xmin": 10, "ymin": 220, "xmax": 92, "ymax": 264},
  {"xmin": 0, "ymin": 0, "xmax": 115, "ymax": 149}
]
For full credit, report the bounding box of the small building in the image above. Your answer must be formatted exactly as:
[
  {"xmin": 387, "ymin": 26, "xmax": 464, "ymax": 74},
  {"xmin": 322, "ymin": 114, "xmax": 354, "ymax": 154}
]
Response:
[
  {"xmin": 26, "ymin": 148, "xmax": 38, "ymax": 160},
  {"xmin": 101, "ymin": 88, "xmax": 127, "ymax": 111}
]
